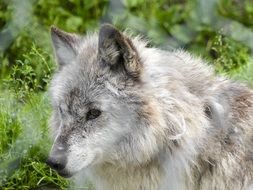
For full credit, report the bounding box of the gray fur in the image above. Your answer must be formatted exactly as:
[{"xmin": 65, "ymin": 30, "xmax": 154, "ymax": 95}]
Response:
[{"xmin": 47, "ymin": 24, "xmax": 253, "ymax": 190}]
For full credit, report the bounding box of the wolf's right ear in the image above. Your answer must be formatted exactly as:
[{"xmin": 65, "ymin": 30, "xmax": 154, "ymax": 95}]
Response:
[{"xmin": 50, "ymin": 26, "xmax": 81, "ymax": 68}]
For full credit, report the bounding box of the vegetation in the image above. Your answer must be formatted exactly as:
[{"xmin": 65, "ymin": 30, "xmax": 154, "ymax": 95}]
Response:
[{"xmin": 0, "ymin": 0, "xmax": 252, "ymax": 189}]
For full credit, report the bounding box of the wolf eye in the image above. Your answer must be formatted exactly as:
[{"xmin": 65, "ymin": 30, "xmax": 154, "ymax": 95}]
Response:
[{"xmin": 86, "ymin": 109, "xmax": 101, "ymax": 121}]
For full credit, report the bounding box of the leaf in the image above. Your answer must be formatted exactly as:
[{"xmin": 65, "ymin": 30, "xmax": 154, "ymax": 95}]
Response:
[{"xmin": 66, "ymin": 16, "xmax": 83, "ymax": 31}]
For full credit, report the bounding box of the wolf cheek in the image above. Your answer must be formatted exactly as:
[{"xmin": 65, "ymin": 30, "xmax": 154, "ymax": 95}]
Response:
[
  {"xmin": 65, "ymin": 144, "xmax": 104, "ymax": 174},
  {"xmin": 47, "ymin": 124, "xmax": 105, "ymax": 177}
]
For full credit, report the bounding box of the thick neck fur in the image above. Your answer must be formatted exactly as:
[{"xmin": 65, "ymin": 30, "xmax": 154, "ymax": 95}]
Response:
[{"xmin": 91, "ymin": 158, "xmax": 164, "ymax": 190}]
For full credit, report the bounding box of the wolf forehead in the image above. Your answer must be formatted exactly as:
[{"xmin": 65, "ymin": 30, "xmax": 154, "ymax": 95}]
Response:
[{"xmin": 49, "ymin": 65, "xmax": 109, "ymax": 107}]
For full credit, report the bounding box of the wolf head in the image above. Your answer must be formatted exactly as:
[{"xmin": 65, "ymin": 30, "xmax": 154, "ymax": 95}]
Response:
[{"xmin": 46, "ymin": 24, "xmax": 161, "ymax": 177}]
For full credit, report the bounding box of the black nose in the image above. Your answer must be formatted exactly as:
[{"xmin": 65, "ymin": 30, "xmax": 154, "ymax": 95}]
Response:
[{"xmin": 46, "ymin": 157, "xmax": 66, "ymax": 171}]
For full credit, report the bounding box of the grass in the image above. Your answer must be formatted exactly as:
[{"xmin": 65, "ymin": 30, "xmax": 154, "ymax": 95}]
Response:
[
  {"xmin": 0, "ymin": 92, "xmax": 70, "ymax": 189},
  {"xmin": 0, "ymin": 0, "xmax": 253, "ymax": 189}
]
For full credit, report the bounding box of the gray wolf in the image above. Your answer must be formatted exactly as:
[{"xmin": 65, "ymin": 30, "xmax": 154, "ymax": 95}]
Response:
[{"xmin": 46, "ymin": 24, "xmax": 253, "ymax": 190}]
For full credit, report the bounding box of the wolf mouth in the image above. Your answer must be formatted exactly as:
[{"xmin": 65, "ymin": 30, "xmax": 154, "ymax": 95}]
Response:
[{"xmin": 57, "ymin": 169, "xmax": 74, "ymax": 178}]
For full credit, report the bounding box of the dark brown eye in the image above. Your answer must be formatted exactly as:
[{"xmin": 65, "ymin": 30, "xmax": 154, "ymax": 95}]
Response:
[{"xmin": 86, "ymin": 109, "xmax": 101, "ymax": 121}]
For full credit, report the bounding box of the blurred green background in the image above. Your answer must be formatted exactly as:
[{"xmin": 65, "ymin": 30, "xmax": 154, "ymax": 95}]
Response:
[{"xmin": 0, "ymin": 0, "xmax": 253, "ymax": 189}]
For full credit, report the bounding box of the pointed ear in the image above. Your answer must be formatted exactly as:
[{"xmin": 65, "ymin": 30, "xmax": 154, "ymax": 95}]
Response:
[
  {"xmin": 50, "ymin": 26, "xmax": 81, "ymax": 68},
  {"xmin": 98, "ymin": 24, "xmax": 142, "ymax": 79}
]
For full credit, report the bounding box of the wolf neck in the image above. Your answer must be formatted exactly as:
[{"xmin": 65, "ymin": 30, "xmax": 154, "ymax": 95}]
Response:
[
  {"xmin": 90, "ymin": 158, "xmax": 163, "ymax": 190},
  {"xmin": 89, "ymin": 151, "xmax": 192, "ymax": 190}
]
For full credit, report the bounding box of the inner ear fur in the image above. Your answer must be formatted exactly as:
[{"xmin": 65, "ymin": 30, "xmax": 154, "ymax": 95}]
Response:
[{"xmin": 98, "ymin": 24, "xmax": 142, "ymax": 79}]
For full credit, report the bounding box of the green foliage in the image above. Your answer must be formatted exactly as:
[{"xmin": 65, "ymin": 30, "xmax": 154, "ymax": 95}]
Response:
[
  {"xmin": 115, "ymin": 0, "xmax": 189, "ymax": 46},
  {"xmin": 114, "ymin": 0, "xmax": 252, "ymax": 73},
  {"xmin": 210, "ymin": 34, "xmax": 249, "ymax": 74},
  {"xmin": 0, "ymin": 99, "xmax": 21, "ymax": 156},
  {"xmin": 0, "ymin": 0, "xmax": 108, "ymax": 81},
  {"xmin": 0, "ymin": 1, "xmax": 11, "ymax": 27},
  {"xmin": 3, "ymin": 44, "xmax": 54, "ymax": 102},
  {"xmin": 218, "ymin": 0, "xmax": 253, "ymax": 28},
  {"xmin": 34, "ymin": 0, "xmax": 108, "ymax": 32},
  {"xmin": 0, "ymin": 93, "xmax": 70, "ymax": 189},
  {"xmin": 233, "ymin": 58, "xmax": 253, "ymax": 86},
  {"xmin": 1, "ymin": 148, "xmax": 70, "ymax": 190}
]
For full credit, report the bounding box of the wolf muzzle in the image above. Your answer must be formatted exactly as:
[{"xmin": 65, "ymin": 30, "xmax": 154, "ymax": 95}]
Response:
[{"xmin": 46, "ymin": 145, "xmax": 70, "ymax": 177}]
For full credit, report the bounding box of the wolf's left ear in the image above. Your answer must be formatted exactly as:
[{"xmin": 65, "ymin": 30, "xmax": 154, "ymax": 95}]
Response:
[
  {"xmin": 98, "ymin": 24, "xmax": 142, "ymax": 79},
  {"xmin": 51, "ymin": 26, "xmax": 81, "ymax": 68}
]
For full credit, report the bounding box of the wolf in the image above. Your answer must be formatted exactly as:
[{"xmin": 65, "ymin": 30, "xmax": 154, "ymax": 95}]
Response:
[{"xmin": 46, "ymin": 24, "xmax": 253, "ymax": 190}]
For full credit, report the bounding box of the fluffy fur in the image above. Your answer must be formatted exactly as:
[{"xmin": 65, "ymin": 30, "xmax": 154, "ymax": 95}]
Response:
[{"xmin": 47, "ymin": 24, "xmax": 253, "ymax": 190}]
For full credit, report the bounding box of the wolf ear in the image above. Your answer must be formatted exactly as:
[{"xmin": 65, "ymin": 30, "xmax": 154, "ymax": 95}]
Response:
[
  {"xmin": 98, "ymin": 24, "xmax": 141, "ymax": 79},
  {"xmin": 51, "ymin": 26, "xmax": 81, "ymax": 68}
]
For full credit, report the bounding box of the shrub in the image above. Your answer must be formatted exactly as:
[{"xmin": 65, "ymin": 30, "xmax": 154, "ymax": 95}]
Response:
[
  {"xmin": 210, "ymin": 34, "xmax": 250, "ymax": 74},
  {"xmin": 3, "ymin": 44, "xmax": 54, "ymax": 102}
]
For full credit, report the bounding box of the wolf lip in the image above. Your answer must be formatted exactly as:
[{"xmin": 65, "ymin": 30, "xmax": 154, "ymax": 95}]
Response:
[{"xmin": 57, "ymin": 170, "xmax": 73, "ymax": 178}]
